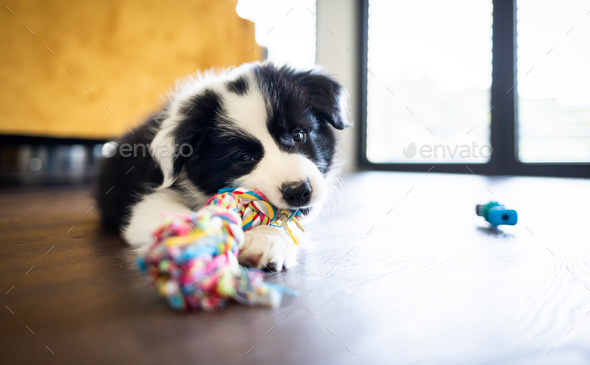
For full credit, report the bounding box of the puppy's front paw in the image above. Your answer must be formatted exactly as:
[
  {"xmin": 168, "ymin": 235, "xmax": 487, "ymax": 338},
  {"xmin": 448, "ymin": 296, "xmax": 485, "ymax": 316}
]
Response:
[{"xmin": 238, "ymin": 225, "xmax": 297, "ymax": 271}]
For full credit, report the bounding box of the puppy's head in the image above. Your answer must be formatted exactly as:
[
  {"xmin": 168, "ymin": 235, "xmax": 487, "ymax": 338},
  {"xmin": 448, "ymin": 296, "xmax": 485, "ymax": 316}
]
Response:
[{"xmin": 151, "ymin": 63, "xmax": 348, "ymax": 215}]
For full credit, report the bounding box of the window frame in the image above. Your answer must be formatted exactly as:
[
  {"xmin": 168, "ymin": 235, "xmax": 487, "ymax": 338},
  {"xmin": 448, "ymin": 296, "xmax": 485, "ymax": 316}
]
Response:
[{"xmin": 357, "ymin": 0, "xmax": 590, "ymax": 178}]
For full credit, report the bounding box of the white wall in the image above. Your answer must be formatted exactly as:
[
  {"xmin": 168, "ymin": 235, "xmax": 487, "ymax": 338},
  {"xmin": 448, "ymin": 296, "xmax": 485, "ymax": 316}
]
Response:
[{"xmin": 316, "ymin": 0, "xmax": 360, "ymax": 173}]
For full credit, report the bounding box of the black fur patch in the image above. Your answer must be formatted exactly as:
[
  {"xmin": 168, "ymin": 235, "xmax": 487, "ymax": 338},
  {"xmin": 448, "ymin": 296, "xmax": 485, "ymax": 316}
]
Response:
[
  {"xmin": 96, "ymin": 113, "xmax": 165, "ymax": 231},
  {"xmin": 254, "ymin": 64, "xmax": 344, "ymax": 174},
  {"xmin": 173, "ymin": 90, "xmax": 264, "ymax": 196},
  {"xmin": 226, "ymin": 76, "xmax": 248, "ymax": 95}
]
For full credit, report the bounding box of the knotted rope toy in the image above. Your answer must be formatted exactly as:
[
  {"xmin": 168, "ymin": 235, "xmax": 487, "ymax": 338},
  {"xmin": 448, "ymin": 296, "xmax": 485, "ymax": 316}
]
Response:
[{"xmin": 137, "ymin": 187, "xmax": 305, "ymax": 311}]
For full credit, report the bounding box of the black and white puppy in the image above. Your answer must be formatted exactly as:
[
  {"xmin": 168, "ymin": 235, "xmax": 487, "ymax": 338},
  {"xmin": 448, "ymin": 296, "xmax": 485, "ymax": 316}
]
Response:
[{"xmin": 97, "ymin": 62, "xmax": 347, "ymax": 270}]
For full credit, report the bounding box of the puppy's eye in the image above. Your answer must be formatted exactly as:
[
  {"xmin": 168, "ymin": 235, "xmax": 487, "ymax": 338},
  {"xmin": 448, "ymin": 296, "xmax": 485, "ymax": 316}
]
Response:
[
  {"xmin": 238, "ymin": 153, "xmax": 254, "ymax": 162},
  {"xmin": 292, "ymin": 130, "xmax": 306, "ymax": 143}
]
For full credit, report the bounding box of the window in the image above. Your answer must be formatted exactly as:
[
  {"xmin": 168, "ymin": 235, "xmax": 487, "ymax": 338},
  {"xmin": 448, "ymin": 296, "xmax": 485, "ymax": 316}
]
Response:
[
  {"xmin": 366, "ymin": 0, "xmax": 493, "ymax": 164},
  {"xmin": 359, "ymin": 0, "xmax": 590, "ymax": 177},
  {"xmin": 517, "ymin": 0, "xmax": 590, "ymax": 163}
]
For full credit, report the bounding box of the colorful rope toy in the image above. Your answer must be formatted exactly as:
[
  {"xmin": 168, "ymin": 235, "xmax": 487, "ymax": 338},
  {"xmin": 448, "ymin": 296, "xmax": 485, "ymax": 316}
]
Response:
[
  {"xmin": 476, "ymin": 201, "xmax": 518, "ymax": 227},
  {"xmin": 137, "ymin": 187, "xmax": 304, "ymax": 311}
]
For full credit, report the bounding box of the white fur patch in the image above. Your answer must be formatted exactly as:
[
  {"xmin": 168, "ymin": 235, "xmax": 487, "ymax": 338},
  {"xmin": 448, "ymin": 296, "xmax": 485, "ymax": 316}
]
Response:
[
  {"xmin": 236, "ymin": 151, "xmax": 327, "ymax": 210},
  {"xmin": 123, "ymin": 189, "xmax": 192, "ymax": 247}
]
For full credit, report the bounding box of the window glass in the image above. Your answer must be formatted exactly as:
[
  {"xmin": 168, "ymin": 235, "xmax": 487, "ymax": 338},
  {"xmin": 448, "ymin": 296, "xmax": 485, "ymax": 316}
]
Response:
[
  {"xmin": 367, "ymin": 0, "xmax": 493, "ymax": 163},
  {"xmin": 517, "ymin": 0, "xmax": 590, "ymax": 162}
]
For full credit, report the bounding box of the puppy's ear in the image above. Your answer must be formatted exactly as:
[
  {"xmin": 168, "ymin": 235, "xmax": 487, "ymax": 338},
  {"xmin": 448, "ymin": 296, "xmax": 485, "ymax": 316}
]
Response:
[{"xmin": 294, "ymin": 71, "xmax": 349, "ymax": 130}]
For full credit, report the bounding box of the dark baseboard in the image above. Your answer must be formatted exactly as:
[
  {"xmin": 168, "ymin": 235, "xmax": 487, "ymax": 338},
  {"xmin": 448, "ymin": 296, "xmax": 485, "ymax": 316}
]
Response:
[{"xmin": 0, "ymin": 136, "xmax": 106, "ymax": 188}]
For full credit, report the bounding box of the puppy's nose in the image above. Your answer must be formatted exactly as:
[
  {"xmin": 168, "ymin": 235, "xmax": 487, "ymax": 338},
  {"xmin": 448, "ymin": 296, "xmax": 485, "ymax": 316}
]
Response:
[{"xmin": 281, "ymin": 181, "xmax": 312, "ymax": 207}]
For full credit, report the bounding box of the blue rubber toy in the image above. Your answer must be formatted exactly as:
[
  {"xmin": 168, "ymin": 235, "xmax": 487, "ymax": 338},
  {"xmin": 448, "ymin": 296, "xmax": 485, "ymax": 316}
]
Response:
[{"xmin": 476, "ymin": 201, "xmax": 518, "ymax": 227}]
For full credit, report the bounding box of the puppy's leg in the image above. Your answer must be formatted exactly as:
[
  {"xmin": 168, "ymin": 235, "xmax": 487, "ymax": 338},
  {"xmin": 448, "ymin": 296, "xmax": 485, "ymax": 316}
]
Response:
[
  {"xmin": 238, "ymin": 225, "xmax": 298, "ymax": 271},
  {"xmin": 123, "ymin": 189, "xmax": 192, "ymax": 252}
]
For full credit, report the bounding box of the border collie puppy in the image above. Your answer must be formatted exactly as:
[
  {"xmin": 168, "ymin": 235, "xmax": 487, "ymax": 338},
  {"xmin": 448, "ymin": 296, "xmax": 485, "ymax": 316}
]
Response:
[{"xmin": 97, "ymin": 62, "xmax": 347, "ymax": 270}]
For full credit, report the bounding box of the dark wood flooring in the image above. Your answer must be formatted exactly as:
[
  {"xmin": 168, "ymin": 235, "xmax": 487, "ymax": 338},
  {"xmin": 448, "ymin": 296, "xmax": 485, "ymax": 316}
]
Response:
[{"xmin": 1, "ymin": 172, "xmax": 589, "ymax": 364}]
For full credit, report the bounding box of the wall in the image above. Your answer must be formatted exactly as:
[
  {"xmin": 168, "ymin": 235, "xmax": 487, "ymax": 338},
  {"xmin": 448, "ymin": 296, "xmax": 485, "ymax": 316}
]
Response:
[{"xmin": 316, "ymin": 0, "xmax": 360, "ymax": 173}]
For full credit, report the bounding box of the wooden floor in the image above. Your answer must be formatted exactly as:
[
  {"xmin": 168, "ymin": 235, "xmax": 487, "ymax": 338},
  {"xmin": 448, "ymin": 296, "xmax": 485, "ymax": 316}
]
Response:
[{"xmin": 1, "ymin": 172, "xmax": 589, "ymax": 365}]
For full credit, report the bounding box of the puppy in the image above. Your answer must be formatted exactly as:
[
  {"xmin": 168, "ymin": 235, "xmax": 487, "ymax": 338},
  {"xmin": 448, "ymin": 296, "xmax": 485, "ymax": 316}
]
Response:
[{"xmin": 96, "ymin": 62, "xmax": 347, "ymax": 270}]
